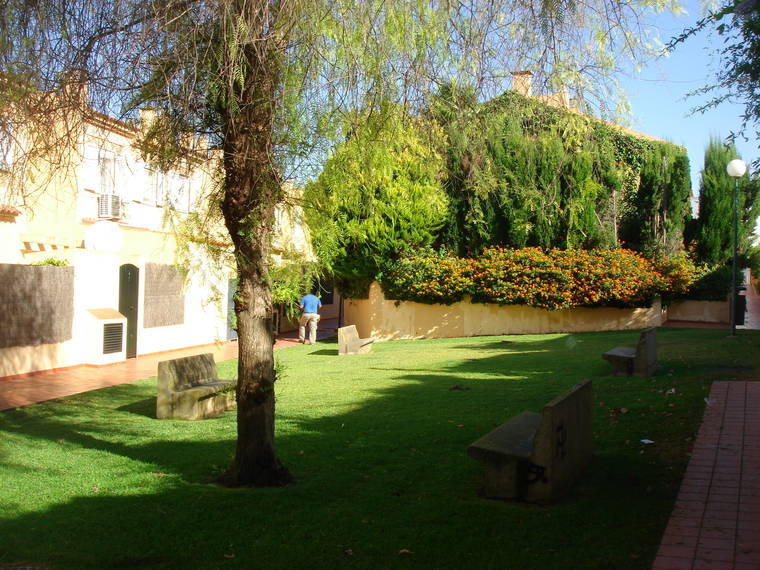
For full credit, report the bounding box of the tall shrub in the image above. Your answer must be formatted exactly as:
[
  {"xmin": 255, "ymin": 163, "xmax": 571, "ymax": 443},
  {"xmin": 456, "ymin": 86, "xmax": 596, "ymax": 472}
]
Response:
[
  {"xmin": 693, "ymin": 138, "xmax": 758, "ymax": 266},
  {"xmin": 431, "ymin": 88, "xmax": 690, "ymax": 257},
  {"xmin": 619, "ymin": 143, "xmax": 692, "ymax": 256},
  {"xmin": 305, "ymin": 110, "xmax": 448, "ymax": 296}
]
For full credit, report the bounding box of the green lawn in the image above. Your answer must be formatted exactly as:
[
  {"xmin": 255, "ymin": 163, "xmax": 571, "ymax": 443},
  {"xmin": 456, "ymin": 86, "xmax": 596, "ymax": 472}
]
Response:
[{"xmin": 1, "ymin": 328, "xmax": 758, "ymax": 569}]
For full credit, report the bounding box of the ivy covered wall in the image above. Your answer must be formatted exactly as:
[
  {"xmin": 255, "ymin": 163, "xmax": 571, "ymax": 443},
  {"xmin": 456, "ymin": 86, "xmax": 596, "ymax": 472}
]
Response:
[
  {"xmin": 307, "ymin": 88, "xmax": 693, "ymax": 296},
  {"xmin": 432, "ymin": 89, "xmax": 692, "ymax": 258}
]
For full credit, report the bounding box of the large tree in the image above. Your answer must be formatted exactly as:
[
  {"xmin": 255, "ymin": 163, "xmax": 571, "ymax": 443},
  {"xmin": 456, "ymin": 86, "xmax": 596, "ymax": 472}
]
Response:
[
  {"xmin": 1, "ymin": 0, "xmax": 683, "ymax": 486},
  {"xmin": 694, "ymin": 137, "xmax": 759, "ymax": 265}
]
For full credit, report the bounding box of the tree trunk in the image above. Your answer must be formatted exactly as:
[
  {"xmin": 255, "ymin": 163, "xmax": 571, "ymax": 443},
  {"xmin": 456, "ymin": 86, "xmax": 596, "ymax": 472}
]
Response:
[
  {"xmin": 217, "ymin": 0, "xmax": 294, "ymax": 487},
  {"xmin": 219, "ymin": 248, "xmax": 294, "ymax": 487}
]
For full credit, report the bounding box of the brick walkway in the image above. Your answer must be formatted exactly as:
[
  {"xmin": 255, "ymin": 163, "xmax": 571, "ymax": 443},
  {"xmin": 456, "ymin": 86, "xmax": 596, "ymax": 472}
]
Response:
[
  {"xmin": 653, "ymin": 276, "xmax": 760, "ymax": 570},
  {"xmin": 0, "ymin": 319, "xmax": 337, "ymax": 411},
  {"xmin": 652, "ymin": 382, "xmax": 760, "ymax": 570}
]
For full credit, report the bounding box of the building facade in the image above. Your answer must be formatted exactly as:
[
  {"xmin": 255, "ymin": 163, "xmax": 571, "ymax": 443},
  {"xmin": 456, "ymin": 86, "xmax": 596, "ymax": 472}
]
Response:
[{"xmin": 0, "ymin": 108, "xmax": 323, "ymax": 378}]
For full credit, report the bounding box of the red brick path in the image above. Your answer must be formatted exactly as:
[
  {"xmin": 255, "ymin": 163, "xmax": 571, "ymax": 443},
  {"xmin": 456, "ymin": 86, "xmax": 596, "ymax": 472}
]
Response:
[
  {"xmin": 0, "ymin": 319, "xmax": 337, "ymax": 411},
  {"xmin": 652, "ymin": 381, "xmax": 760, "ymax": 570}
]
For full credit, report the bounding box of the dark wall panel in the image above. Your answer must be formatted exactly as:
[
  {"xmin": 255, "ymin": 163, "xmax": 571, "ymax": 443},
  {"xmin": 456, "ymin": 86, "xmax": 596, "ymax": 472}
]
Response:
[
  {"xmin": 143, "ymin": 263, "xmax": 185, "ymax": 328},
  {"xmin": 0, "ymin": 264, "xmax": 75, "ymax": 348}
]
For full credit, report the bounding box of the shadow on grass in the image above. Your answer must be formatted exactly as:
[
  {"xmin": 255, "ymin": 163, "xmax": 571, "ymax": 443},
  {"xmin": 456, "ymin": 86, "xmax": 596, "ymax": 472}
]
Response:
[
  {"xmin": 308, "ymin": 349, "xmax": 338, "ymax": 356},
  {"xmin": 116, "ymin": 397, "xmax": 157, "ymax": 418},
  {"xmin": 1, "ymin": 328, "xmax": 756, "ymax": 569}
]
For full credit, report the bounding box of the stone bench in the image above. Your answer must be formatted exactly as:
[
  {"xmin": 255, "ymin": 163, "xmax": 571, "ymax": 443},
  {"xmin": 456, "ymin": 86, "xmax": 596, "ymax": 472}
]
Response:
[
  {"xmin": 467, "ymin": 379, "xmax": 593, "ymax": 502},
  {"xmin": 337, "ymin": 324, "xmax": 376, "ymax": 355},
  {"xmin": 156, "ymin": 353, "xmax": 236, "ymax": 420},
  {"xmin": 602, "ymin": 327, "xmax": 657, "ymax": 377}
]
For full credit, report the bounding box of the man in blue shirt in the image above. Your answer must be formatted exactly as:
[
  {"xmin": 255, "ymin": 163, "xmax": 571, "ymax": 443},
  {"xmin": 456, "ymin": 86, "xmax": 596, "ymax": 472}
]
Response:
[{"xmin": 298, "ymin": 291, "xmax": 322, "ymax": 345}]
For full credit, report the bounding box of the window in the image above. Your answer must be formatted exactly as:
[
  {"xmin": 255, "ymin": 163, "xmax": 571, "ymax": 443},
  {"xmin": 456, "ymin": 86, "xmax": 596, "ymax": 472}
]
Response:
[
  {"xmin": 146, "ymin": 168, "xmax": 168, "ymax": 205},
  {"xmin": 98, "ymin": 151, "xmax": 116, "ymax": 194},
  {"xmin": 168, "ymin": 173, "xmax": 190, "ymax": 212},
  {"xmin": 0, "ymin": 129, "xmax": 14, "ymax": 170},
  {"xmin": 79, "ymin": 145, "xmax": 123, "ymax": 195}
]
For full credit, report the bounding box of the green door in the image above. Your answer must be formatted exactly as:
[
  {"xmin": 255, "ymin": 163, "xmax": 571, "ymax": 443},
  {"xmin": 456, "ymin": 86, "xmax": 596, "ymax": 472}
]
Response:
[{"xmin": 119, "ymin": 264, "xmax": 139, "ymax": 358}]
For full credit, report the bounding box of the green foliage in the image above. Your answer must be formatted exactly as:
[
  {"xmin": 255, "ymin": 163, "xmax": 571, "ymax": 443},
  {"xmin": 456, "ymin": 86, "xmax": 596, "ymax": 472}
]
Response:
[
  {"xmin": 304, "ymin": 109, "xmax": 448, "ymax": 295},
  {"xmin": 31, "ymin": 257, "xmax": 69, "ymax": 266},
  {"xmin": 430, "ymin": 87, "xmax": 691, "ymax": 257},
  {"xmin": 379, "ymin": 247, "xmax": 684, "ymax": 310},
  {"xmin": 672, "ymin": 264, "xmax": 735, "ymax": 302},
  {"xmin": 691, "ymin": 138, "xmax": 758, "ymax": 266},
  {"xmin": 269, "ymin": 252, "xmax": 319, "ymax": 320},
  {"xmin": 619, "ymin": 143, "xmax": 693, "ymax": 257}
]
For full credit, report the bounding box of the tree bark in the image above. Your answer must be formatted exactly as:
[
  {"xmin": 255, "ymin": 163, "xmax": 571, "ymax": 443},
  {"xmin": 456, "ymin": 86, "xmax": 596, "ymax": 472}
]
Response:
[{"xmin": 217, "ymin": 0, "xmax": 294, "ymax": 487}]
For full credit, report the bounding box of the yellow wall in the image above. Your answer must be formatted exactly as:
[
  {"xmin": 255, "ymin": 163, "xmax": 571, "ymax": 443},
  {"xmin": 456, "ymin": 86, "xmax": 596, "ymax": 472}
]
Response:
[
  {"xmin": 667, "ymin": 300, "xmax": 729, "ymax": 324},
  {"xmin": 344, "ymin": 282, "xmax": 665, "ymax": 340}
]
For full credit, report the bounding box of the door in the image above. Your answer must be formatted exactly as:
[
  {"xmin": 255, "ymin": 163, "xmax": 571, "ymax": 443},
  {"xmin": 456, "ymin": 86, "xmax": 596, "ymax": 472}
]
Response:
[{"xmin": 119, "ymin": 264, "xmax": 139, "ymax": 358}]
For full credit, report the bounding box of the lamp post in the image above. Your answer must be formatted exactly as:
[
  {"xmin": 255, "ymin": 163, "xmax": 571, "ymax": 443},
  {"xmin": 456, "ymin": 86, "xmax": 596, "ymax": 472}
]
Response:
[{"xmin": 726, "ymin": 158, "xmax": 747, "ymax": 336}]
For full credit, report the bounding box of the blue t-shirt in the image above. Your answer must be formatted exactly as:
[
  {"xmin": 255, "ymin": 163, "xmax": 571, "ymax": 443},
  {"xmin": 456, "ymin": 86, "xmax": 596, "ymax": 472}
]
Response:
[{"xmin": 300, "ymin": 294, "xmax": 322, "ymax": 314}]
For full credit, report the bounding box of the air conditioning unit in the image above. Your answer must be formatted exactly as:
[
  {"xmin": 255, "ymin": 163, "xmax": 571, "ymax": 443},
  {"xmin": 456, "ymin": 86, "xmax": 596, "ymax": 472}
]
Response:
[{"xmin": 97, "ymin": 194, "xmax": 122, "ymax": 220}]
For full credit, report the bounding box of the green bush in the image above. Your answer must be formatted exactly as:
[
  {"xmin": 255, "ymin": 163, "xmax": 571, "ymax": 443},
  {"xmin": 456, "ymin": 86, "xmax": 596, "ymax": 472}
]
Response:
[
  {"xmin": 672, "ymin": 264, "xmax": 734, "ymax": 302},
  {"xmin": 31, "ymin": 257, "xmax": 69, "ymax": 266}
]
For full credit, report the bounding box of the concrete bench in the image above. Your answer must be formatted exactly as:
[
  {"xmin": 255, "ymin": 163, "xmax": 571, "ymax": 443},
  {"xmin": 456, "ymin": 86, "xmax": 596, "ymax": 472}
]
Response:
[
  {"xmin": 602, "ymin": 327, "xmax": 657, "ymax": 377},
  {"xmin": 337, "ymin": 325, "xmax": 376, "ymax": 355},
  {"xmin": 156, "ymin": 353, "xmax": 236, "ymax": 420},
  {"xmin": 467, "ymin": 379, "xmax": 593, "ymax": 502}
]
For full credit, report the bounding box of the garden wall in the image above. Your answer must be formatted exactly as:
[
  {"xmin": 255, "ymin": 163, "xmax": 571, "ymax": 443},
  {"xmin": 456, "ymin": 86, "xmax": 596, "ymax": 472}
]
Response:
[
  {"xmin": 344, "ymin": 283, "xmax": 664, "ymax": 340},
  {"xmin": 666, "ymin": 300, "xmax": 729, "ymax": 324}
]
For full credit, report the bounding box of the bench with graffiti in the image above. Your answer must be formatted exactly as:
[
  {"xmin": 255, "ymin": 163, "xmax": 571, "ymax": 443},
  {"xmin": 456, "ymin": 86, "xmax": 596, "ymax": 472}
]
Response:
[{"xmin": 467, "ymin": 379, "xmax": 593, "ymax": 502}]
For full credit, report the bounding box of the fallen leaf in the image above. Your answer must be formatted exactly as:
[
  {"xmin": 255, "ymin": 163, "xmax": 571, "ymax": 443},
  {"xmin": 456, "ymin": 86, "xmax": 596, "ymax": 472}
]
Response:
[
  {"xmin": 398, "ymin": 549, "xmax": 413, "ymax": 555},
  {"xmin": 620, "ymin": 408, "xmax": 629, "ymax": 414},
  {"xmin": 223, "ymin": 554, "xmax": 235, "ymax": 559},
  {"xmin": 343, "ymin": 549, "xmax": 353, "ymax": 556}
]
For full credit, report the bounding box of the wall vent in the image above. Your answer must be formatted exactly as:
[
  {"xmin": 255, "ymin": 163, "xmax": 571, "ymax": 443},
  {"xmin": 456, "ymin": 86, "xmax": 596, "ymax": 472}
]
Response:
[
  {"xmin": 97, "ymin": 194, "xmax": 122, "ymax": 220},
  {"xmin": 103, "ymin": 322, "xmax": 124, "ymax": 354}
]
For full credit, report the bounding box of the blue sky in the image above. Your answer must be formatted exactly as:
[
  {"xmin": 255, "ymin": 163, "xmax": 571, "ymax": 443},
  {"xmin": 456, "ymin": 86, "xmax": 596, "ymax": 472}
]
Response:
[{"xmin": 619, "ymin": 1, "xmax": 758, "ymax": 197}]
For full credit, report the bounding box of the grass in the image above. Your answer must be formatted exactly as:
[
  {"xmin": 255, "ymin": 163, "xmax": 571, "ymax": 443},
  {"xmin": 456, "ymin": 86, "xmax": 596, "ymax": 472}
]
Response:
[{"xmin": 1, "ymin": 328, "xmax": 759, "ymax": 569}]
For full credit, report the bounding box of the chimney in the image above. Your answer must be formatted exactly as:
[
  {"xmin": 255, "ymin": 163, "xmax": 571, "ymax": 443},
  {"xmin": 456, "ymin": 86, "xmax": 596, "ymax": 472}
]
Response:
[
  {"xmin": 139, "ymin": 109, "xmax": 157, "ymax": 132},
  {"xmin": 511, "ymin": 71, "xmax": 533, "ymax": 97}
]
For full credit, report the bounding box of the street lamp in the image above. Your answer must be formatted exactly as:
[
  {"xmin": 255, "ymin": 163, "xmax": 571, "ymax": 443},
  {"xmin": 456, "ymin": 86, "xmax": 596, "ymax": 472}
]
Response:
[{"xmin": 726, "ymin": 158, "xmax": 747, "ymax": 336}]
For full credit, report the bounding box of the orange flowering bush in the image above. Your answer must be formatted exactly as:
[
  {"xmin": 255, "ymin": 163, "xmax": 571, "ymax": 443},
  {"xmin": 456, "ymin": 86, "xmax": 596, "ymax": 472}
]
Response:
[
  {"xmin": 380, "ymin": 247, "xmax": 679, "ymax": 309},
  {"xmin": 653, "ymin": 252, "xmax": 700, "ymax": 296},
  {"xmin": 380, "ymin": 248, "xmax": 474, "ymax": 305}
]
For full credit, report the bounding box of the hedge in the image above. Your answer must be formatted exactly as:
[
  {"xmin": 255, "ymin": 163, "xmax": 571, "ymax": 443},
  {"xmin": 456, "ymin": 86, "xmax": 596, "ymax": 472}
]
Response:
[{"xmin": 380, "ymin": 248, "xmax": 700, "ymax": 310}]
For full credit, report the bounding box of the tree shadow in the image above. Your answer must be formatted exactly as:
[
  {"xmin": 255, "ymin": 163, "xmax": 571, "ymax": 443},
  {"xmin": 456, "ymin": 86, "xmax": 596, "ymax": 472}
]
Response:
[
  {"xmin": 308, "ymin": 349, "xmax": 338, "ymax": 356},
  {"xmin": 116, "ymin": 397, "xmax": 157, "ymax": 418},
  {"xmin": 1, "ymin": 329, "xmax": 737, "ymax": 568}
]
